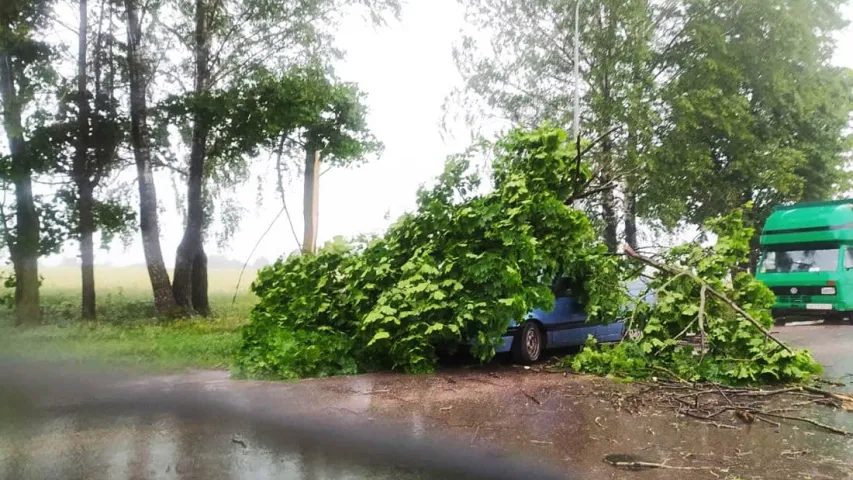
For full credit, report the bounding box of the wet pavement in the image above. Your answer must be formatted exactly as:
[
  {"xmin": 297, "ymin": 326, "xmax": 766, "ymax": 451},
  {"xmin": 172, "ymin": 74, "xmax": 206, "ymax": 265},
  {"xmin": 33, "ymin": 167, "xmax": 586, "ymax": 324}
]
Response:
[
  {"xmin": 776, "ymin": 324, "xmax": 853, "ymax": 391},
  {"xmin": 3, "ymin": 325, "xmax": 853, "ymax": 479}
]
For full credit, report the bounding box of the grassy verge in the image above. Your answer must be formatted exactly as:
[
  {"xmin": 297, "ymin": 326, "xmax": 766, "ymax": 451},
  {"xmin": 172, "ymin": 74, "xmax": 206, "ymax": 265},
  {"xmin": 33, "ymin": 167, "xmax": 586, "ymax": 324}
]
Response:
[{"xmin": 0, "ymin": 266, "xmax": 258, "ymax": 372}]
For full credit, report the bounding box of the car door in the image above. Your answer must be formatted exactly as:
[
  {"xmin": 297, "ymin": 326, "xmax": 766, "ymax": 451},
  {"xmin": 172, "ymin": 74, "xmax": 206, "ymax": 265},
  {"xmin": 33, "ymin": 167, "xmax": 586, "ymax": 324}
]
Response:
[{"xmin": 547, "ymin": 278, "xmax": 598, "ymax": 347}]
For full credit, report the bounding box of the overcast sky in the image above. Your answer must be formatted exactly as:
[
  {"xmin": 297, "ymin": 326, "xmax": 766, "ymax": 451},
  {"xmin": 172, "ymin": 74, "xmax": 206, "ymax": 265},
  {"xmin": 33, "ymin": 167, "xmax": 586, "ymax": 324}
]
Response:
[{"xmin": 40, "ymin": 0, "xmax": 853, "ymax": 267}]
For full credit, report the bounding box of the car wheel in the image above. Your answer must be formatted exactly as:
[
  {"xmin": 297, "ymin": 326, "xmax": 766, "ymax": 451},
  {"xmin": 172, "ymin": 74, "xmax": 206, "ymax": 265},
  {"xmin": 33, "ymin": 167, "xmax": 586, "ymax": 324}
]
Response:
[{"xmin": 512, "ymin": 322, "xmax": 542, "ymax": 364}]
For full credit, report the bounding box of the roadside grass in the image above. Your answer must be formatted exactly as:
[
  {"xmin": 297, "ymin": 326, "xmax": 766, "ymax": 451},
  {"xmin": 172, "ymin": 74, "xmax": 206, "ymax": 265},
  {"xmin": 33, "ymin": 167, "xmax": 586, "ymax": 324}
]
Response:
[{"xmin": 0, "ymin": 266, "xmax": 258, "ymax": 372}]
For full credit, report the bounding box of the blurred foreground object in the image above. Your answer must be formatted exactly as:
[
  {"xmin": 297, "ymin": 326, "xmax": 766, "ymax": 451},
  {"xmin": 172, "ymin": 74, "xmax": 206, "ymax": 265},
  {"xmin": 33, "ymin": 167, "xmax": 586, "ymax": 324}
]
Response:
[{"xmin": 0, "ymin": 359, "xmax": 567, "ymax": 480}]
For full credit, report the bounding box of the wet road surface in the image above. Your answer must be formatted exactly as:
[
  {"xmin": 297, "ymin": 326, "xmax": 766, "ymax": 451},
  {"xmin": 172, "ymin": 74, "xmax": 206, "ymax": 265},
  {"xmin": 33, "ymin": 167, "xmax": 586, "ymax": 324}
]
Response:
[
  {"xmin": 3, "ymin": 325, "xmax": 853, "ymax": 479},
  {"xmin": 776, "ymin": 324, "xmax": 853, "ymax": 390}
]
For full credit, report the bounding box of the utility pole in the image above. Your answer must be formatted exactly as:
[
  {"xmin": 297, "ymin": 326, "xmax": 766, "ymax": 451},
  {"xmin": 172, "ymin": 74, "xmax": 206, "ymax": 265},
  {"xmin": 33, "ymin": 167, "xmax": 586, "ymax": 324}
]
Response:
[{"xmin": 573, "ymin": 0, "xmax": 582, "ymax": 142}]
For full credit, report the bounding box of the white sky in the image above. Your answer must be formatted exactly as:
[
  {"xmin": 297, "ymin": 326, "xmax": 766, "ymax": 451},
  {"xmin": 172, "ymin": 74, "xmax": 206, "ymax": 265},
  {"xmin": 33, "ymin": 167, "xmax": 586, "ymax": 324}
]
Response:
[{"xmin": 34, "ymin": 0, "xmax": 853, "ymax": 267}]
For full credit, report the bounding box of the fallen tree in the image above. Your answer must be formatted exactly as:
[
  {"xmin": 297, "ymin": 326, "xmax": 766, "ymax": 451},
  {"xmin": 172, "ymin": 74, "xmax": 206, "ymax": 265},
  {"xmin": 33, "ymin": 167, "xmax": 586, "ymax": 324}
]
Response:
[
  {"xmin": 236, "ymin": 126, "xmax": 626, "ymax": 378},
  {"xmin": 567, "ymin": 208, "xmax": 822, "ymax": 384}
]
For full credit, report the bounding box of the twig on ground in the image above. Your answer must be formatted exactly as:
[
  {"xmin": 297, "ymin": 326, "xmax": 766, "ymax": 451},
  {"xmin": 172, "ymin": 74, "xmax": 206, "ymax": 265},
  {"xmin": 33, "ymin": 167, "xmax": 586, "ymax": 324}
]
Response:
[
  {"xmin": 754, "ymin": 415, "xmax": 781, "ymax": 428},
  {"xmin": 680, "ymin": 410, "xmax": 740, "ymax": 429},
  {"xmin": 530, "ymin": 440, "xmax": 553, "ymax": 445},
  {"xmin": 758, "ymin": 412, "xmax": 850, "ymax": 436},
  {"xmin": 713, "ymin": 383, "xmax": 733, "ymax": 406},
  {"xmin": 358, "ymin": 389, "xmax": 390, "ymax": 395},
  {"xmin": 521, "ymin": 389, "xmax": 543, "ymax": 405},
  {"xmin": 701, "ymin": 420, "xmax": 740, "ymax": 430},
  {"xmin": 605, "ymin": 459, "xmax": 716, "ymax": 471},
  {"xmin": 471, "ymin": 424, "xmax": 480, "ymax": 444},
  {"xmin": 594, "ymin": 416, "xmax": 605, "ymax": 428},
  {"xmin": 781, "ymin": 449, "xmax": 811, "ymax": 457},
  {"xmin": 734, "ymin": 387, "xmax": 803, "ymax": 397}
]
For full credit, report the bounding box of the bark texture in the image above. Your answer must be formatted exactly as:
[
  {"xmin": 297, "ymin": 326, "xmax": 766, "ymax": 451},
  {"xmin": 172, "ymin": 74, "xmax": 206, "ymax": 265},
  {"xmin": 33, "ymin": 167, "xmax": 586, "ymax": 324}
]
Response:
[
  {"xmin": 0, "ymin": 52, "xmax": 41, "ymax": 325},
  {"xmin": 172, "ymin": 0, "xmax": 211, "ymax": 314},
  {"xmin": 76, "ymin": 0, "xmax": 96, "ymax": 319},
  {"xmin": 302, "ymin": 148, "xmax": 320, "ymax": 254},
  {"xmin": 125, "ymin": 0, "xmax": 176, "ymax": 314},
  {"xmin": 600, "ymin": 138, "xmax": 619, "ymax": 253},
  {"xmin": 624, "ymin": 186, "xmax": 638, "ymax": 250}
]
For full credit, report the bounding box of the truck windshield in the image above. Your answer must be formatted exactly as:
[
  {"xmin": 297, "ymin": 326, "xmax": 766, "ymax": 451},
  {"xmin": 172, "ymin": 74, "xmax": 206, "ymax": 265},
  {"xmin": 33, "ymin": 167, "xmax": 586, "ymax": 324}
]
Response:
[{"xmin": 761, "ymin": 248, "xmax": 839, "ymax": 273}]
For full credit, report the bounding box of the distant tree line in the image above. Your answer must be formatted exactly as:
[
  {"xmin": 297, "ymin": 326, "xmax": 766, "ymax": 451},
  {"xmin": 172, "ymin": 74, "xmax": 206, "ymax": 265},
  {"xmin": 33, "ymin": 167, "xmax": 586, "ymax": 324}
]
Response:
[{"xmin": 0, "ymin": 0, "xmax": 395, "ymax": 324}]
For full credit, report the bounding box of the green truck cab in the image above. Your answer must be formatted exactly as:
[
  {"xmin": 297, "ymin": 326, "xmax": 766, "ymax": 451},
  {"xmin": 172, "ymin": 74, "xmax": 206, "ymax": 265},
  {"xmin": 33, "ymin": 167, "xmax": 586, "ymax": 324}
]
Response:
[{"xmin": 756, "ymin": 199, "xmax": 853, "ymax": 323}]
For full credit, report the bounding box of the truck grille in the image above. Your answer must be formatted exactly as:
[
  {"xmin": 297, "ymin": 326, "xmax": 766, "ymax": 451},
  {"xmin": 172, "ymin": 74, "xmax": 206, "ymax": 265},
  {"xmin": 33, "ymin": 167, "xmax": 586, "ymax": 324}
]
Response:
[
  {"xmin": 770, "ymin": 286, "xmax": 835, "ymax": 306},
  {"xmin": 769, "ymin": 286, "xmax": 826, "ymax": 296},
  {"xmin": 774, "ymin": 294, "xmax": 808, "ymax": 305}
]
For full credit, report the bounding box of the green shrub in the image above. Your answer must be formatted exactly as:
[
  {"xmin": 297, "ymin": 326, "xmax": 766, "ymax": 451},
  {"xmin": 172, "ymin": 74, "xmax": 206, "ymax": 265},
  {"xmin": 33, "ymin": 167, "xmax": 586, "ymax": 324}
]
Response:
[{"xmin": 235, "ymin": 126, "xmax": 626, "ymax": 379}]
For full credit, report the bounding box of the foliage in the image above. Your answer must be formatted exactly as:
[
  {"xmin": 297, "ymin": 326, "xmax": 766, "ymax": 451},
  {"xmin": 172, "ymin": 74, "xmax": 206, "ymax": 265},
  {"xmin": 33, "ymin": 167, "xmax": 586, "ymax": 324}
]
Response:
[
  {"xmin": 153, "ymin": 0, "xmax": 398, "ymax": 245},
  {"xmin": 451, "ymin": 0, "xmax": 659, "ymax": 248},
  {"xmin": 451, "ymin": 0, "xmax": 853, "ymax": 253},
  {"xmin": 236, "ymin": 125, "xmax": 626, "ymax": 378},
  {"xmin": 161, "ymin": 66, "xmax": 381, "ymax": 183},
  {"xmin": 643, "ymin": 0, "xmax": 853, "ymax": 238},
  {"xmin": 567, "ymin": 208, "xmax": 822, "ymax": 385}
]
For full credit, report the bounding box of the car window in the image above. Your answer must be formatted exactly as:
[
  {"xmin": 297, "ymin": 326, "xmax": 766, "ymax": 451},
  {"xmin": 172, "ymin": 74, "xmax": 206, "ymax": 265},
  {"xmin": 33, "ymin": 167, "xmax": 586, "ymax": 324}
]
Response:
[
  {"xmin": 846, "ymin": 249, "xmax": 853, "ymax": 270},
  {"xmin": 551, "ymin": 276, "xmax": 573, "ymax": 297}
]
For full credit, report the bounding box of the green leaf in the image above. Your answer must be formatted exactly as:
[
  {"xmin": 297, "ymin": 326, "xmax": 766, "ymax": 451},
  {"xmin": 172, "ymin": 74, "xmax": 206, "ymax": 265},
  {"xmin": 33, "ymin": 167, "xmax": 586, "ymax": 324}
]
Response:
[
  {"xmin": 367, "ymin": 331, "xmax": 391, "ymax": 347},
  {"xmin": 424, "ymin": 323, "xmax": 444, "ymax": 335}
]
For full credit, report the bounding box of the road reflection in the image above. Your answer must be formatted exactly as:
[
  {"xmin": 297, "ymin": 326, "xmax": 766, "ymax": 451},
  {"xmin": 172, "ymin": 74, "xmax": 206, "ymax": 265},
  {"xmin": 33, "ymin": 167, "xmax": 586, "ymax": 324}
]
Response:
[{"xmin": 0, "ymin": 412, "xmax": 432, "ymax": 480}]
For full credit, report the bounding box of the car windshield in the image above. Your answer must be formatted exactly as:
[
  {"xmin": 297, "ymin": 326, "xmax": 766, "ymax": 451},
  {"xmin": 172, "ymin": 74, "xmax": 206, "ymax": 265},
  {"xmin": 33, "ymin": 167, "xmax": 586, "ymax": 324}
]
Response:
[{"xmin": 761, "ymin": 248, "xmax": 839, "ymax": 273}]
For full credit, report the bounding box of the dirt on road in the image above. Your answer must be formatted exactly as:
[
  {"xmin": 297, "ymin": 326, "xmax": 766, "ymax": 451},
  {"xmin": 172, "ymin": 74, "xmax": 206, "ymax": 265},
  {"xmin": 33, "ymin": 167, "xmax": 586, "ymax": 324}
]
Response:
[{"xmin": 2, "ymin": 324, "xmax": 853, "ymax": 480}]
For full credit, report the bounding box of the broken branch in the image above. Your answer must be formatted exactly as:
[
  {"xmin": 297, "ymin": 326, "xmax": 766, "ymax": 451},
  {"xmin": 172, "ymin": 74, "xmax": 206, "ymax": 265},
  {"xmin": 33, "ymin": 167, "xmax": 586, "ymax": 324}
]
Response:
[
  {"xmin": 605, "ymin": 459, "xmax": 716, "ymax": 471},
  {"xmin": 758, "ymin": 412, "xmax": 850, "ymax": 436},
  {"xmin": 623, "ymin": 245, "xmax": 792, "ymax": 353},
  {"xmin": 520, "ymin": 389, "xmax": 543, "ymax": 405}
]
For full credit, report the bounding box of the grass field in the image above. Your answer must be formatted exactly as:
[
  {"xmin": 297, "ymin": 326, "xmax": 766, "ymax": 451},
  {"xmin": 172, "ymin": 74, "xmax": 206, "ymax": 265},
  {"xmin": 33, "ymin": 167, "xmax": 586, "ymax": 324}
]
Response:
[{"xmin": 0, "ymin": 266, "xmax": 259, "ymax": 372}]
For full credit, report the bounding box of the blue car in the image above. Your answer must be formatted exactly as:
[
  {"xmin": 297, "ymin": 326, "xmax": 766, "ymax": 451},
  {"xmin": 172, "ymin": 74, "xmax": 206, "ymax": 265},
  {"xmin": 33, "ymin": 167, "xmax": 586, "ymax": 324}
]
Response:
[{"xmin": 494, "ymin": 277, "xmax": 651, "ymax": 364}]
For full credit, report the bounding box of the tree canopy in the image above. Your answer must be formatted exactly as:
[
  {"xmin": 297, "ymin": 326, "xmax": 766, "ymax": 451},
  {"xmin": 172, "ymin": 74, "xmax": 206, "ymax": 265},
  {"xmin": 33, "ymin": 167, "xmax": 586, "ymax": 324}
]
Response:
[{"xmin": 451, "ymin": 0, "xmax": 853, "ymax": 255}]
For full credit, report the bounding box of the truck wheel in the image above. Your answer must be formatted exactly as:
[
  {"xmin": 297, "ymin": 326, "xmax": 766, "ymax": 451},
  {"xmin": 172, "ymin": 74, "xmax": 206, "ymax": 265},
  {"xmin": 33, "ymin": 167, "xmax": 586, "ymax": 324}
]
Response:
[{"xmin": 512, "ymin": 322, "xmax": 542, "ymax": 364}]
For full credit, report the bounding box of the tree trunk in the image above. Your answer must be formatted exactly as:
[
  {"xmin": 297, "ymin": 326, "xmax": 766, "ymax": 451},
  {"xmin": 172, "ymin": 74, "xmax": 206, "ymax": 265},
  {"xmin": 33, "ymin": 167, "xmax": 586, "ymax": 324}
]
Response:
[
  {"xmin": 124, "ymin": 0, "xmax": 176, "ymax": 314},
  {"xmin": 78, "ymin": 179, "xmax": 96, "ymax": 327},
  {"xmin": 191, "ymin": 247, "xmax": 209, "ymax": 315},
  {"xmin": 599, "ymin": 136, "xmax": 618, "ymax": 253},
  {"xmin": 172, "ymin": 127, "xmax": 206, "ymax": 311},
  {"xmin": 624, "ymin": 186, "xmax": 638, "ymax": 250},
  {"xmin": 601, "ymin": 185, "xmax": 619, "ymax": 253},
  {"xmin": 79, "ymin": 184, "xmax": 96, "ymax": 319},
  {"xmin": 0, "ymin": 52, "xmax": 41, "ymax": 326},
  {"xmin": 172, "ymin": 0, "xmax": 211, "ymax": 313},
  {"xmin": 76, "ymin": 0, "xmax": 96, "ymax": 320},
  {"xmin": 302, "ymin": 148, "xmax": 320, "ymax": 254}
]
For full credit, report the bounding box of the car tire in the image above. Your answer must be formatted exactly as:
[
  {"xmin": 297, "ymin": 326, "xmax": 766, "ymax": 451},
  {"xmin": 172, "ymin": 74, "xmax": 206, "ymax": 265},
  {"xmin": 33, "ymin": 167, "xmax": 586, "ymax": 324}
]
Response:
[{"xmin": 512, "ymin": 322, "xmax": 542, "ymax": 364}]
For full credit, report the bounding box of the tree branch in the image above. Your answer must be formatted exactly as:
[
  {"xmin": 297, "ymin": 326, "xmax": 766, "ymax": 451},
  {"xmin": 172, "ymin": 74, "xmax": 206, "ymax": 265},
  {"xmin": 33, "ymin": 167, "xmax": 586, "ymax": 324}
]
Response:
[
  {"xmin": 231, "ymin": 205, "xmax": 284, "ymax": 305},
  {"xmin": 623, "ymin": 245, "xmax": 793, "ymax": 354},
  {"xmin": 151, "ymin": 160, "xmax": 188, "ymax": 177},
  {"xmin": 567, "ymin": 125, "xmax": 623, "ymax": 203},
  {"xmin": 274, "ymin": 134, "xmax": 302, "ymax": 250}
]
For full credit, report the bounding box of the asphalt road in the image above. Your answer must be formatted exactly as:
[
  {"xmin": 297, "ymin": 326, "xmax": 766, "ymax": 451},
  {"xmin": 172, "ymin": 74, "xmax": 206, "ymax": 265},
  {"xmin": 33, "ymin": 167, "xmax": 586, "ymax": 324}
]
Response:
[
  {"xmin": 2, "ymin": 324, "xmax": 852, "ymax": 480},
  {"xmin": 776, "ymin": 324, "xmax": 853, "ymax": 387}
]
